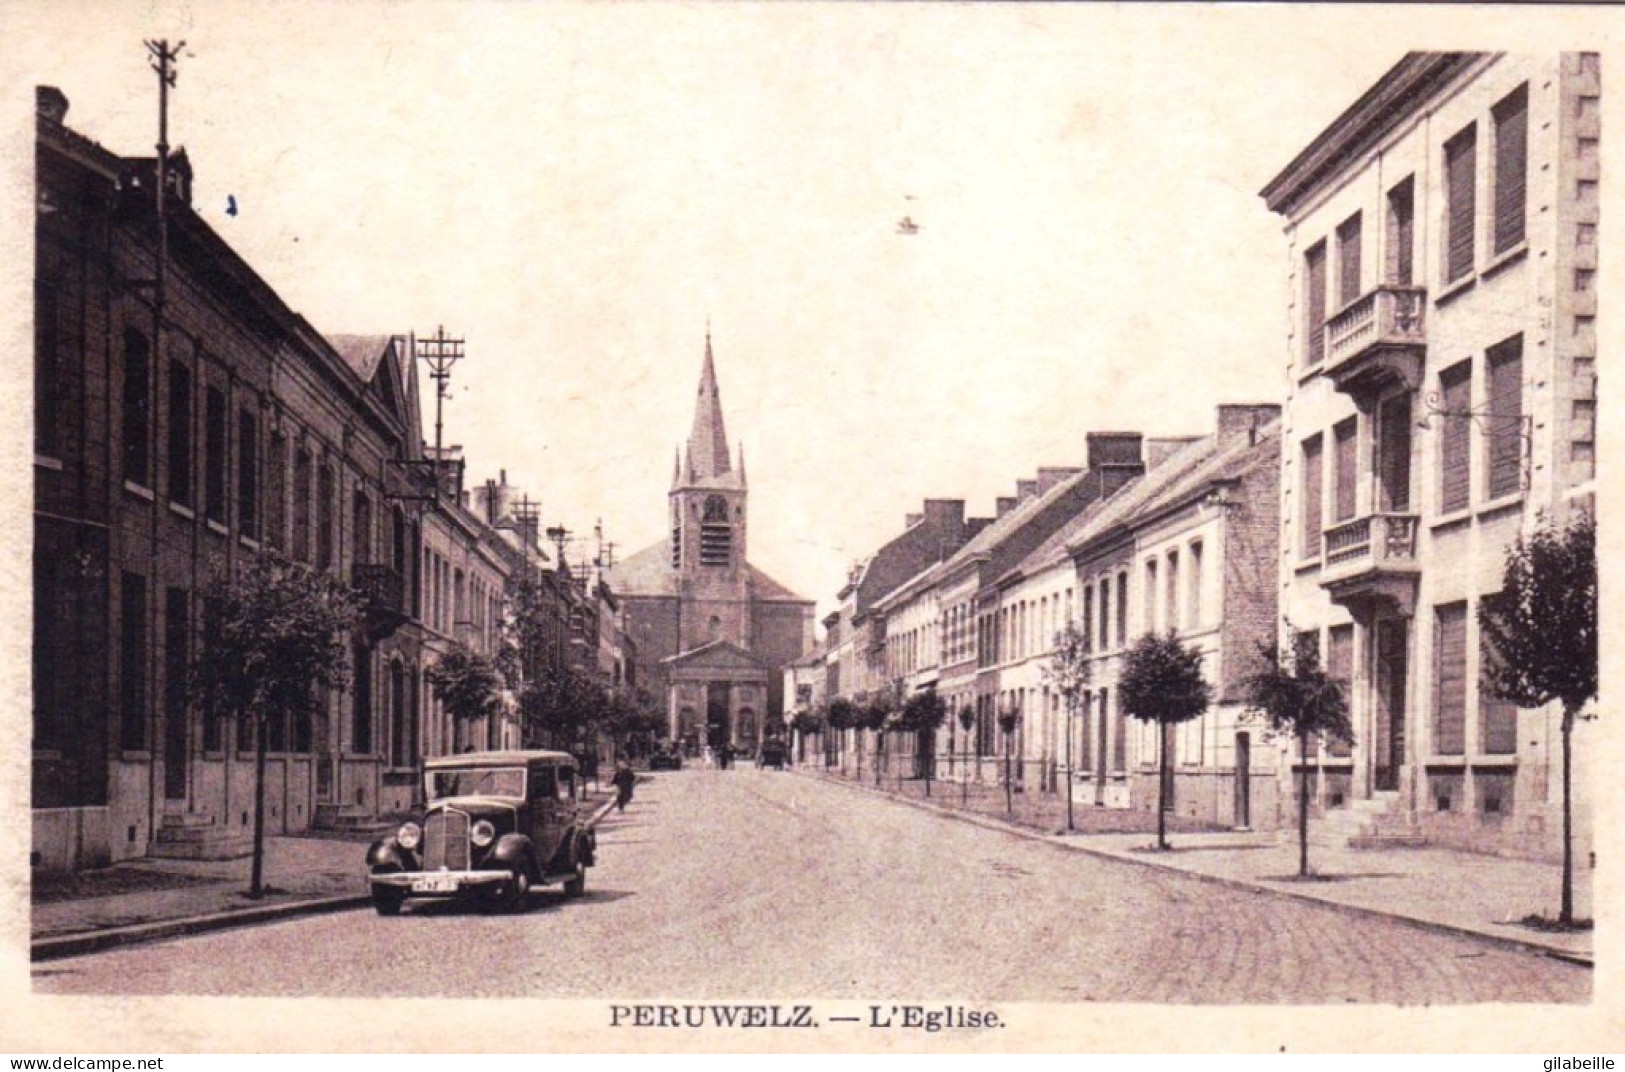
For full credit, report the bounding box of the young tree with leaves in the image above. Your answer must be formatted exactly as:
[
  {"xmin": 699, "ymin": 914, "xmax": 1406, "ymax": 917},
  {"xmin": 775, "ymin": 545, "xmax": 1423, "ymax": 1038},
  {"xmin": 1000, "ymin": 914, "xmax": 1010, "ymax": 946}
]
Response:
[
  {"xmin": 1119, "ymin": 631, "xmax": 1213, "ymax": 850},
  {"xmin": 192, "ymin": 551, "xmax": 360, "ymax": 898},
  {"xmin": 956, "ymin": 703, "xmax": 976, "ymax": 802},
  {"xmin": 1042, "ymin": 620, "xmax": 1093, "ymax": 831},
  {"xmin": 996, "ymin": 700, "xmax": 1021, "ymax": 814},
  {"xmin": 901, "ymin": 688, "xmax": 947, "ymax": 792},
  {"xmin": 1242, "ymin": 629, "xmax": 1352, "ymax": 878},
  {"xmin": 1479, "ymin": 510, "xmax": 1597, "ymax": 926},
  {"xmin": 826, "ymin": 697, "xmax": 858, "ymax": 774},
  {"xmin": 424, "ymin": 644, "xmax": 505, "ymax": 753}
]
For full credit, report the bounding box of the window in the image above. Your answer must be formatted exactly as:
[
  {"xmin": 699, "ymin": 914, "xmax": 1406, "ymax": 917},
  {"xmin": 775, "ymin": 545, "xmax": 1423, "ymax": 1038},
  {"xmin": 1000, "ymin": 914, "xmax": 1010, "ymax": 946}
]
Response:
[
  {"xmin": 1439, "ymin": 362, "xmax": 1473, "ymax": 514},
  {"xmin": 353, "ymin": 491, "xmax": 372, "ymax": 567},
  {"xmin": 163, "ymin": 586, "xmax": 189, "ymax": 770},
  {"xmin": 1078, "ymin": 691, "xmax": 1092, "ymax": 768},
  {"xmin": 390, "ymin": 662, "xmax": 413, "ymax": 768},
  {"xmin": 353, "ymin": 643, "xmax": 373, "ymax": 753},
  {"xmin": 35, "ymin": 280, "xmax": 58, "ymax": 456},
  {"xmin": 266, "ymin": 433, "xmax": 286, "ymax": 550},
  {"xmin": 1492, "ymin": 84, "xmax": 1528, "ymax": 255},
  {"xmin": 1444, "ymin": 124, "xmax": 1478, "ymax": 283},
  {"xmin": 167, "ymin": 362, "xmax": 192, "ymax": 507},
  {"xmin": 1187, "ymin": 541, "xmax": 1203, "ymax": 628},
  {"xmin": 1387, "ymin": 176, "xmax": 1415, "ymax": 286},
  {"xmin": 316, "ymin": 465, "xmax": 335, "ymax": 570},
  {"xmin": 1165, "ymin": 550, "xmax": 1180, "ymax": 633},
  {"xmin": 204, "ymin": 386, "xmax": 226, "ymax": 525},
  {"xmin": 1326, "ymin": 624, "xmax": 1354, "ymax": 756},
  {"xmin": 1434, "ymin": 602, "xmax": 1468, "ymax": 755},
  {"xmin": 1301, "ymin": 434, "xmax": 1324, "ymax": 557},
  {"xmin": 1109, "ymin": 688, "xmax": 1126, "ymax": 771},
  {"xmin": 1082, "ymin": 586, "xmax": 1094, "ymax": 650},
  {"xmin": 1486, "ymin": 335, "xmax": 1524, "ymax": 500},
  {"xmin": 237, "ymin": 409, "xmax": 258, "ymax": 538},
  {"xmin": 1098, "ymin": 576, "xmax": 1110, "ymax": 649},
  {"xmin": 293, "ymin": 449, "xmax": 312, "ymax": 561},
  {"xmin": 1298, "ymin": 629, "xmax": 1322, "ymax": 758},
  {"xmin": 1377, "ymin": 393, "xmax": 1413, "ymax": 511},
  {"xmin": 1115, "ymin": 571, "xmax": 1128, "ymax": 647},
  {"xmin": 1333, "ymin": 417, "xmax": 1358, "ymax": 523},
  {"xmin": 1303, "ymin": 241, "xmax": 1328, "ymax": 366},
  {"xmin": 1336, "ymin": 212, "xmax": 1363, "ymax": 307},
  {"xmin": 33, "ymin": 555, "xmax": 60, "ymax": 751},
  {"xmin": 120, "ymin": 572, "xmax": 148, "ymax": 751},
  {"xmin": 1480, "ymin": 623, "xmax": 1518, "ymax": 755},
  {"xmin": 122, "ymin": 329, "xmax": 152, "ymax": 486},
  {"xmin": 700, "ymin": 494, "xmax": 731, "ymax": 566}
]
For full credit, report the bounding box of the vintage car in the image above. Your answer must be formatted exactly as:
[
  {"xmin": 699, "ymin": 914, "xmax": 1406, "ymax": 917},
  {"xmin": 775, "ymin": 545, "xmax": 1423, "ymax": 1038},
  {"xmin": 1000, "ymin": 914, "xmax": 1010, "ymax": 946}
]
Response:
[
  {"xmin": 757, "ymin": 738, "xmax": 788, "ymax": 769},
  {"xmin": 648, "ymin": 744, "xmax": 683, "ymax": 771},
  {"xmin": 366, "ymin": 750, "xmax": 596, "ymax": 916}
]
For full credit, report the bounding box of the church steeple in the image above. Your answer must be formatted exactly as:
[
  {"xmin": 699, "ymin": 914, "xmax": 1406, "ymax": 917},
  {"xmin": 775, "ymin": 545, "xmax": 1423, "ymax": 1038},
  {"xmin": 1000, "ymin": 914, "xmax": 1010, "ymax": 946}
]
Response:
[{"xmin": 687, "ymin": 329, "xmax": 731, "ymax": 481}]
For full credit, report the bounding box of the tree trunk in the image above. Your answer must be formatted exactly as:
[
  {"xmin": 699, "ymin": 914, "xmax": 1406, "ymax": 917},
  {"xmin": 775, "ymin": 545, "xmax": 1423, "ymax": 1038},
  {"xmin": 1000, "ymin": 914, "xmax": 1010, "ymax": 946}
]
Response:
[
  {"xmin": 1064, "ymin": 703, "xmax": 1075, "ymax": 832},
  {"xmin": 1004, "ymin": 733, "xmax": 1013, "ymax": 815},
  {"xmin": 1157, "ymin": 720, "xmax": 1168, "ymax": 850},
  {"xmin": 1561, "ymin": 705, "xmax": 1575, "ymax": 926},
  {"xmin": 250, "ymin": 708, "xmax": 269, "ymax": 899},
  {"xmin": 1299, "ymin": 730, "xmax": 1310, "ymax": 878}
]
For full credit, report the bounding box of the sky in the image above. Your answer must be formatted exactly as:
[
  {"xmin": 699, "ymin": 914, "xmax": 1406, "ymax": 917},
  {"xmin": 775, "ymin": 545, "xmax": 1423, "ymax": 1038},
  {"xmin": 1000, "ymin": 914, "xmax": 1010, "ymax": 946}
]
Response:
[{"xmin": 10, "ymin": 2, "xmax": 1619, "ymax": 623}]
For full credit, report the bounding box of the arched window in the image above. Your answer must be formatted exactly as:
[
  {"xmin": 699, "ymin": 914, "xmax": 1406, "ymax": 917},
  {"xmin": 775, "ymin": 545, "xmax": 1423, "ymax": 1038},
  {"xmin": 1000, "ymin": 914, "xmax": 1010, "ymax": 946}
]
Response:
[{"xmin": 353, "ymin": 491, "xmax": 372, "ymax": 568}]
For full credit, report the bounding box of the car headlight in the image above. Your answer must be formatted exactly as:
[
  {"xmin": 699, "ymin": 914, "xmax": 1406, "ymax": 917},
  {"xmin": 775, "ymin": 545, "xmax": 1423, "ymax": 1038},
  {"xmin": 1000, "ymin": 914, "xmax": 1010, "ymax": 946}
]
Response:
[
  {"xmin": 471, "ymin": 820, "xmax": 496, "ymax": 848},
  {"xmin": 396, "ymin": 822, "xmax": 422, "ymax": 851}
]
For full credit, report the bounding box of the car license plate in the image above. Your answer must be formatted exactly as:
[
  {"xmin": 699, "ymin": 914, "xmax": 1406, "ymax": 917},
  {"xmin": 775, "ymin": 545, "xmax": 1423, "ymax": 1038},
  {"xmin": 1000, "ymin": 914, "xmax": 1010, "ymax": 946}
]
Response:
[{"xmin": 411, "ymin": 874, "xmax": 458, "ymax": 894}]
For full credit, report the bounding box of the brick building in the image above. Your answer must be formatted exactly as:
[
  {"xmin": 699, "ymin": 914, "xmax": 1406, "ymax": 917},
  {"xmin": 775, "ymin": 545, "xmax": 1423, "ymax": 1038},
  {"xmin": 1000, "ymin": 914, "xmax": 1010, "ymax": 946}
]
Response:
[{"xmin": 1260, "ymin": 53, "xmax": 1597, "ymax": 858}]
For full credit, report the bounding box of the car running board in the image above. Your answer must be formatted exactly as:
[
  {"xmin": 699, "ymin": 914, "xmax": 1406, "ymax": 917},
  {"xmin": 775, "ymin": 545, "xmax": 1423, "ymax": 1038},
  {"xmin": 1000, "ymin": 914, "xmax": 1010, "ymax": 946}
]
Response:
[{"xmin": 541, "ymin": 871, "xmax": 580, "ymax": 886}]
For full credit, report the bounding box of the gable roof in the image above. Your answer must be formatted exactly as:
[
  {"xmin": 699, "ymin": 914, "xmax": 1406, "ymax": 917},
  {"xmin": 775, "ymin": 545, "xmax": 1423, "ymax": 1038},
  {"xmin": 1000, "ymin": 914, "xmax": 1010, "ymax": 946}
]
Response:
[
  {"xmin": 601, "ymin": 539, "xmax": 810, "ymax": 605},
  {"xmin": 662, "ymin": 638, "xmax": 768, "ymax": 672}
]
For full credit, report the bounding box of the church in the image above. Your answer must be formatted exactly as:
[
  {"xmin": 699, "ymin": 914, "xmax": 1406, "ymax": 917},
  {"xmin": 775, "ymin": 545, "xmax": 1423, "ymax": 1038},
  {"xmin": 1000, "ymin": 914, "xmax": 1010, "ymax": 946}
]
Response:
[{"xmin": 604, "ymin": 335, "xmax": 815, "ymax": 754}]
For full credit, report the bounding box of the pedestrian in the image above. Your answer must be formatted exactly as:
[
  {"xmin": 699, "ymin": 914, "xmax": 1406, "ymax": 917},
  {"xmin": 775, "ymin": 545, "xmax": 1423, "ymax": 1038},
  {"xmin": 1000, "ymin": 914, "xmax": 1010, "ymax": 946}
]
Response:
[{"xmin": 611, "ymin": 761, "xmax": 636, "ymax": 812}]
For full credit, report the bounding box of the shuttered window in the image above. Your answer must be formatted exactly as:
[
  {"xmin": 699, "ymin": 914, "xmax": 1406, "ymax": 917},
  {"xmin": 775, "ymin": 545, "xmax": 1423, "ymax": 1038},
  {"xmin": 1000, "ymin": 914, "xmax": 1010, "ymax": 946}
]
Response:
[
  {"xmin": 1486, "ymin": 335, "xmax": 1524, "ymax": 500},
  {"xmin": 1299, "ymin": 629, "xmax": 1321, "ymax": 759},
  {"xmin": 1109, "ymin": 688, "xmax": 1126, "ymax": 771},
  {"xmin": 1301, "ymin": 434, "xmax": 1324, "ymax": 557},
  {"xmin": 1337, "ymin": 213, "xmax": 1363, "ymax": 307},
  {"xmin": 1099, "ymin": 577, "xmax": 1110, "ymax": 649},
  {"xmin": 1083, "ymin": 586, "xmax": 1094, "ymax": 650},
  {"xmin": 1480, "ymin": 621, "xmax": 1519, "ymax": 755},
  {"xmin": 1434, "ymin": 602, "xmax": 1467, "ymax": 755},
  {"xmin": 1304, "ymin": 241, "xmax": 1328, "ymax": 366},
  {"xmin": 1326, "ymin": 625, "xmax": 1354, "ymax": 757},
  {"xmin": 1377, "ymin": 393, "xmax": 1412, "ymax": 511},
  {"xmin": 1445, "ymin": 125, "xmax": 1477, "ymax": 283},
  {"xmin": 1116, "ymin": 571, "xmax": 1128, "ymax": 647},
  {"xmin": 1387, "ymin": 176, "xmax": 1415, "ymax": 286},
  {"xmin": 204, "ymin": 386, "xmax": 227, "ymax": 525},
  {"xmin": 1333, "ymin": 418, "xmax": 1358, "ymax": 523},
  {"xmin": 1439, "ymin": 363, "xmax": 1473, "ymax": 514},
  {"xmin": 1493, "ymin": 85, "xmax": 1528, "ymax": 255}
]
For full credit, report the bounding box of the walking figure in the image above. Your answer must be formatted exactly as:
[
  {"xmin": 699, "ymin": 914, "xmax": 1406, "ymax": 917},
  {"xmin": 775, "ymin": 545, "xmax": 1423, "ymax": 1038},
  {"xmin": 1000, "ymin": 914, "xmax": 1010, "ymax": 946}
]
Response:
[{"xmin": 611, "ymin": 761, "xmax": 636, "ymax": 812}]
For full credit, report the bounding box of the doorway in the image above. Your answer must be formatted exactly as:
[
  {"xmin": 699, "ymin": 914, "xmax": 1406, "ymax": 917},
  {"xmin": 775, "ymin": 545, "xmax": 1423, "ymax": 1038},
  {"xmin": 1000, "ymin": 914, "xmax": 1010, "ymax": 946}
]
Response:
[
  {"xmin": 706, "ymin": 682, "xmax": 731, "ymax": 749},
  {"xmin": 1374, "ymin": 618, "xmax": 1408, "ymax": 792}
]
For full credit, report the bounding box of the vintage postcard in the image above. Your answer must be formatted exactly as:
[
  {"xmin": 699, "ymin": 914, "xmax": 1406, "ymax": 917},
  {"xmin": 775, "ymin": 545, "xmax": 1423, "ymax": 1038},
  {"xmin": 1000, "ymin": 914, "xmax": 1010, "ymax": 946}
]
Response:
[{"xmin": 4, "ymin": 0, "xmax": 1623, "ymax": 1054}]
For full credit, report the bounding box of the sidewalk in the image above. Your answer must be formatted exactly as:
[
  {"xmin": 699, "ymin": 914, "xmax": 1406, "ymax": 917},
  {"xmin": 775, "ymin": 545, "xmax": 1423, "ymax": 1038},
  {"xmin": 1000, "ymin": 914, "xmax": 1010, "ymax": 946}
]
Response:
[
  {"xmin": 801, "ymin": 766, "xmax": 1595, "ymax": 965},
  {"xmin": 33, "ymin": 790, "xmax": 619, "ymax": 961}
]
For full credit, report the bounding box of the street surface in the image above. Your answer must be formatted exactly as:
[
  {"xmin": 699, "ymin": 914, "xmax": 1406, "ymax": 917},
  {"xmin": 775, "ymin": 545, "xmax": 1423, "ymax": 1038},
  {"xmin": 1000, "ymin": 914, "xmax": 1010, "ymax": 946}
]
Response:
[{"xmin": 34, "ymin": 769, "xmax": 1588, "ymax": 1002}]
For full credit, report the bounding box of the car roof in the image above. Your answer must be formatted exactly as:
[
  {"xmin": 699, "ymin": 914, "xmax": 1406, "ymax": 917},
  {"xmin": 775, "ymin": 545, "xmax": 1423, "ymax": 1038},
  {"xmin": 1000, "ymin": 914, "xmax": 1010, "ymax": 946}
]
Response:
[{"xmin": 424, "ymin": 749, "xmax": 577, "ymax": 771}]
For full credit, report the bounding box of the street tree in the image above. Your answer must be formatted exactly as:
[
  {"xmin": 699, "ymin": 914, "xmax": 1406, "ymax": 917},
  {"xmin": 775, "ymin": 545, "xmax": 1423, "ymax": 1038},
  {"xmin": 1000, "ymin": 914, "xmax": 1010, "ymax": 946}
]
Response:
[
  {"xmin": 826, "ymin": 698, "xmax": 858, "ymax": 773},
  {"xmin": 1042, "ymin": 619, "xmax": 1093, "ymax": 830},
  {"xmin": 900, "ymin": 688, "xmax": 947, "ymax": 793},
  {"xmin": 1479, "ymin": 509, "xmax": 1597, "ymax": 926},
  {"xmin": 790, "ymin": 709, "xmax": 822, "ymax": 764},
  {"xmin": 1241, "ymin": 629, "xmax": 1352, "ymax": 878},
  {"xmin": 956, "ymin": 703, "xmax": 976, "ymax": 802},
  {"xmin": 192, "ymin": 551, "xmax": 360, "ymax": 898},
  {"xmin": 1119, "ymin": 631, "xmax": 1213, "ymax": 850},
  {"xmin": 996, "ymin": 700, "xmax": 1021, "ymax": 814},
  {"xmin": 424, "ymin": 644, "xmax": 505, "ymax": 752},
  {"xmin": 862, "ymin": 685, "xmax": 901, "ymax": 785}
]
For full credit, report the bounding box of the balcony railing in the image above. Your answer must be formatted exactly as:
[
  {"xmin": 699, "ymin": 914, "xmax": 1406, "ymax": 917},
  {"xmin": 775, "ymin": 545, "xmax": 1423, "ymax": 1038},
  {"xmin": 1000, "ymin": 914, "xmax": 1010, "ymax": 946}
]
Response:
[
  {"xmin": 1322, "ymin": 285, "xmax": 1427, "ymax": 403},
  {"xmin": 352, "ymin": 563, "xmax": 406, "ymax": 615},
  {"xmin": 1320, "ymin": 513, "xmax": 1421, "ymax": 614}
]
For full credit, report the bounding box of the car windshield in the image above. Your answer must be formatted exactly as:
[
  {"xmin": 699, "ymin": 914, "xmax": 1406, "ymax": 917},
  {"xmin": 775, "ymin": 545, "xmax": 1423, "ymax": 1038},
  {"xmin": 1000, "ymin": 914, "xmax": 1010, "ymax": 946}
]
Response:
[{"xmin": 428, "ymin": 767, "xmax": 526, "ymax": 800}]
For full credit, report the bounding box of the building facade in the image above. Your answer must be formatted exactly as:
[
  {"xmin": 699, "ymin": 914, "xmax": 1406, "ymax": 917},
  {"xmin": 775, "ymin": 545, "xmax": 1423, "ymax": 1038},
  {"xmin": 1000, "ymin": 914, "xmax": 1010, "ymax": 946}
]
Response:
[{"xmin": 1261, "ymin": 52, "xmax": 1598, "ymax": 858}]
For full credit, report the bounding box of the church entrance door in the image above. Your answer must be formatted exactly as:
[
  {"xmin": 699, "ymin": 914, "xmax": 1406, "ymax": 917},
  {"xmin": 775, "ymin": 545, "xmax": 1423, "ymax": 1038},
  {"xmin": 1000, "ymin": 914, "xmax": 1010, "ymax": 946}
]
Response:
[{"xmin": 706, "ymin": 682, "xmax": 731, "ymax": 749}]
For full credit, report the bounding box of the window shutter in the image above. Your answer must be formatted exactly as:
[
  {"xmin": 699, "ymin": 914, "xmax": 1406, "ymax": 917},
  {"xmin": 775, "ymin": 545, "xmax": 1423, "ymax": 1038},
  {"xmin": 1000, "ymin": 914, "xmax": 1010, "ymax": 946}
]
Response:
[
  {"xmin": 1480, "ymin": 628, "xmax": 1518, "ymax": 755},
  {"xmin": 1301, "ymin": 434, "xmax": 1324, "ymax": 556},
  {"xmin": 1333, "ymin": 418, "xmax": 1358, "ymax": 523},
  {"xmin": 1304, "ymin": 243, "xmax": 1327, "ymax": 366},
  {"xmin": 1494, "ymin": 86, "xmax": 1528, "ymax": 255},
  {"xmin": 1299, "ymin": 630, "xmax": 1321, "ymax": 759},
  {"xmin": 1445, "ymin": 125, "xmax": 1477, "ymax": 282},
  {"xmin": 1439, "ymin": 364, "xmax": 1472, "ymax": 514},
  {"xmin": 1337, "ymin": 214, "xmax": 1363, "ymax": 306},
  {"xmin": 1326, "ymin": 625, "xmax": 1354, "ymax": 757},
  {"xmin": 1377, "ymin": 393, "xmax": 1413, "ymax": 511},
  {"xmin": 1486, "ymin": 335, "xmax": 1524, "ymax": 499},
  {"xmin": 1434, "ymin": 603, "xmax": 1467, "ymax": 755},
  {"xmin": 1388, "ymin": 177, "xmax": 1415, "ymax": 286}
]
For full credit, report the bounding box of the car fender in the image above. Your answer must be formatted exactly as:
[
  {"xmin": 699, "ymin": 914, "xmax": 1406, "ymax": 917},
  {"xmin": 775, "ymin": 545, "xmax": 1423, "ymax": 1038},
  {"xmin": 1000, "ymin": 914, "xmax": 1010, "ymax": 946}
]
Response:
[
  {"xmin": 488, "ymin": 832, "xmax": 537, "ymax": 876},
  {"xmin": 576, "ymin": 827, "xmax": 596, "ymax": 867},
  {"xmin": 367, "ymin": 838, "xmax": 412, "ymax": 873}
]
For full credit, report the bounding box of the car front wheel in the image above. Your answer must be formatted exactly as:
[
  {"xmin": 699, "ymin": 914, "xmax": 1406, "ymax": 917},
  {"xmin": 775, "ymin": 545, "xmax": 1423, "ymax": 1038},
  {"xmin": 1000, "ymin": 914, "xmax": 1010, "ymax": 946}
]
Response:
[
  {"xmin": 563, "ymin": 859, "xmax": 586, "ymax": 898},
  {"xmin": 497, "ymin": 866, "xmax": 532, "ymax": 912},
  {"xmin": 372, "ymin": 889, "xmax": 404, "ymax": 916}
]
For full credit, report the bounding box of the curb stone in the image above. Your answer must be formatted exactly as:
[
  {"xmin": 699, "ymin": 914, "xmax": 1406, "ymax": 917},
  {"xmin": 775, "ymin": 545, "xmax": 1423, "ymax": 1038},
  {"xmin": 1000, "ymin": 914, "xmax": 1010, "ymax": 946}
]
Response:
[
  {"xmin": 797, "ymin": 768, "xmax": 1593, "ymax": 968},
  {"xmin": 32, "ymin": 892, "xmax": 371, "ymax": 962}
]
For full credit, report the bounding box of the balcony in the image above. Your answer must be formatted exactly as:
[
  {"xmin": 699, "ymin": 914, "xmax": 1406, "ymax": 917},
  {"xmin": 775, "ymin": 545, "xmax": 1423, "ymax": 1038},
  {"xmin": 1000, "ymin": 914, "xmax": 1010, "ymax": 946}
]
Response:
[
  {"xmin": 1323, "ymin": 285, "xmax": 1427, "ymax": 406},
  {"xmin": 352, "ymin": 563, "xmax": 409, "ymax": 642},
  {"xmin": 1320, "ymin": 513, "xmax": 1421, "ymax": 616}
]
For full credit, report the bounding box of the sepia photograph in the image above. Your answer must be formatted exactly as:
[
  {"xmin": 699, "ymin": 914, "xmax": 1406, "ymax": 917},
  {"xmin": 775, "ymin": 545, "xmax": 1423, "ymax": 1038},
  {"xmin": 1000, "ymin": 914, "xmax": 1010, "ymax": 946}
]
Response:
[{"xmin": 6, "ymin": 0, "xmax": 1622, "ymax": 1054}]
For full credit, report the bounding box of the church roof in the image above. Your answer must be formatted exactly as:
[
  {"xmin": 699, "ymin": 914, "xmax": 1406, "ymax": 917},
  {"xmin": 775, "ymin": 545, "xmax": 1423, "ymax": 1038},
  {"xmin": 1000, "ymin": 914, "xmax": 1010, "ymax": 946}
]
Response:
[{"xmin": 602, "ymin": 538, "xmax": 811, "ymax": 604}]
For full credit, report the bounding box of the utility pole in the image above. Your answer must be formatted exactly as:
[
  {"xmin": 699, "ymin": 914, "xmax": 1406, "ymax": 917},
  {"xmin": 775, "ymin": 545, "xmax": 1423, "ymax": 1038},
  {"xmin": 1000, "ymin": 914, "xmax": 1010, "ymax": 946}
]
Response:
[
  {"xmin": 415, "ymin": 326, "xmax": 464, "ymax": 499},
  {"xmin": 512, "ymin": 493, "xmax": 541, "ymax": 571}
]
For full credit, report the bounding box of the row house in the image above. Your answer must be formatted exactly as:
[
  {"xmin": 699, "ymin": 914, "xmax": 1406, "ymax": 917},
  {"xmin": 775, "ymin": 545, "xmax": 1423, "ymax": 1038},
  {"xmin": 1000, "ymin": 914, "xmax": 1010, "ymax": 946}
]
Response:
[
  {"xmin": 32, "ymin": 89, "xmax": 435, "ymax": 868},
  {"xmin": 1260, "ymin": 52, "xmax": 1598, "ymax": 858},
  {"xmin": 1058, "ymin": 406, "xmax": 1282, "ymax": 825}
]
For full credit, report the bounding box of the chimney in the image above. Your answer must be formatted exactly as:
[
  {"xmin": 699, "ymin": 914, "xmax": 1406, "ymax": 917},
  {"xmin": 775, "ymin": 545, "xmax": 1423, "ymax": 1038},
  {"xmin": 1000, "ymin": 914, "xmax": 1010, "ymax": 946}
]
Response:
[
  {"xmin": 36, "ymin": 86, "xmax": 68, "ymax": 125},
  {"xmin": 1145, "ymin": 436, "xmax": 1202, "ymax": 470},
  {"xmin": 1016, "ymin": 479, "xmax": 1039, "ymax": 502},
  {"xmin": 1216, "ymin": 403, "xmax": 1281, "ymax": 446},
  {"xmin": 965, "ymin": 517, "xmax": 994, "ymax": 539},
  {"xmin": 996, "ymin": 496, "xmax": 1017, "ymax": 518},
  {"xmin": 905, "ymin": 513, "xmax": 924, "ymax": 529},
  {"xmin": 1086, "ymin": 431, "xmax": 1144, "ymax": 471},
  {"xmin": 922, "ymin": 498, "xmax": 966, "ymax": 533},
  {"xmin": 1036, "ymin": 467, "xmax": 1081, "ymax": 494}
]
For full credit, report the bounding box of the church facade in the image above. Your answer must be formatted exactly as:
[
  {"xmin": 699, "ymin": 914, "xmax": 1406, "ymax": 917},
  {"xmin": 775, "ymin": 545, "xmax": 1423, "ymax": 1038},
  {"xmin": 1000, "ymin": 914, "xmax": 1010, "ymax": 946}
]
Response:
[{"xmin": 605, "ymin": 337, "xmax": 814, "ymax": 753}]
